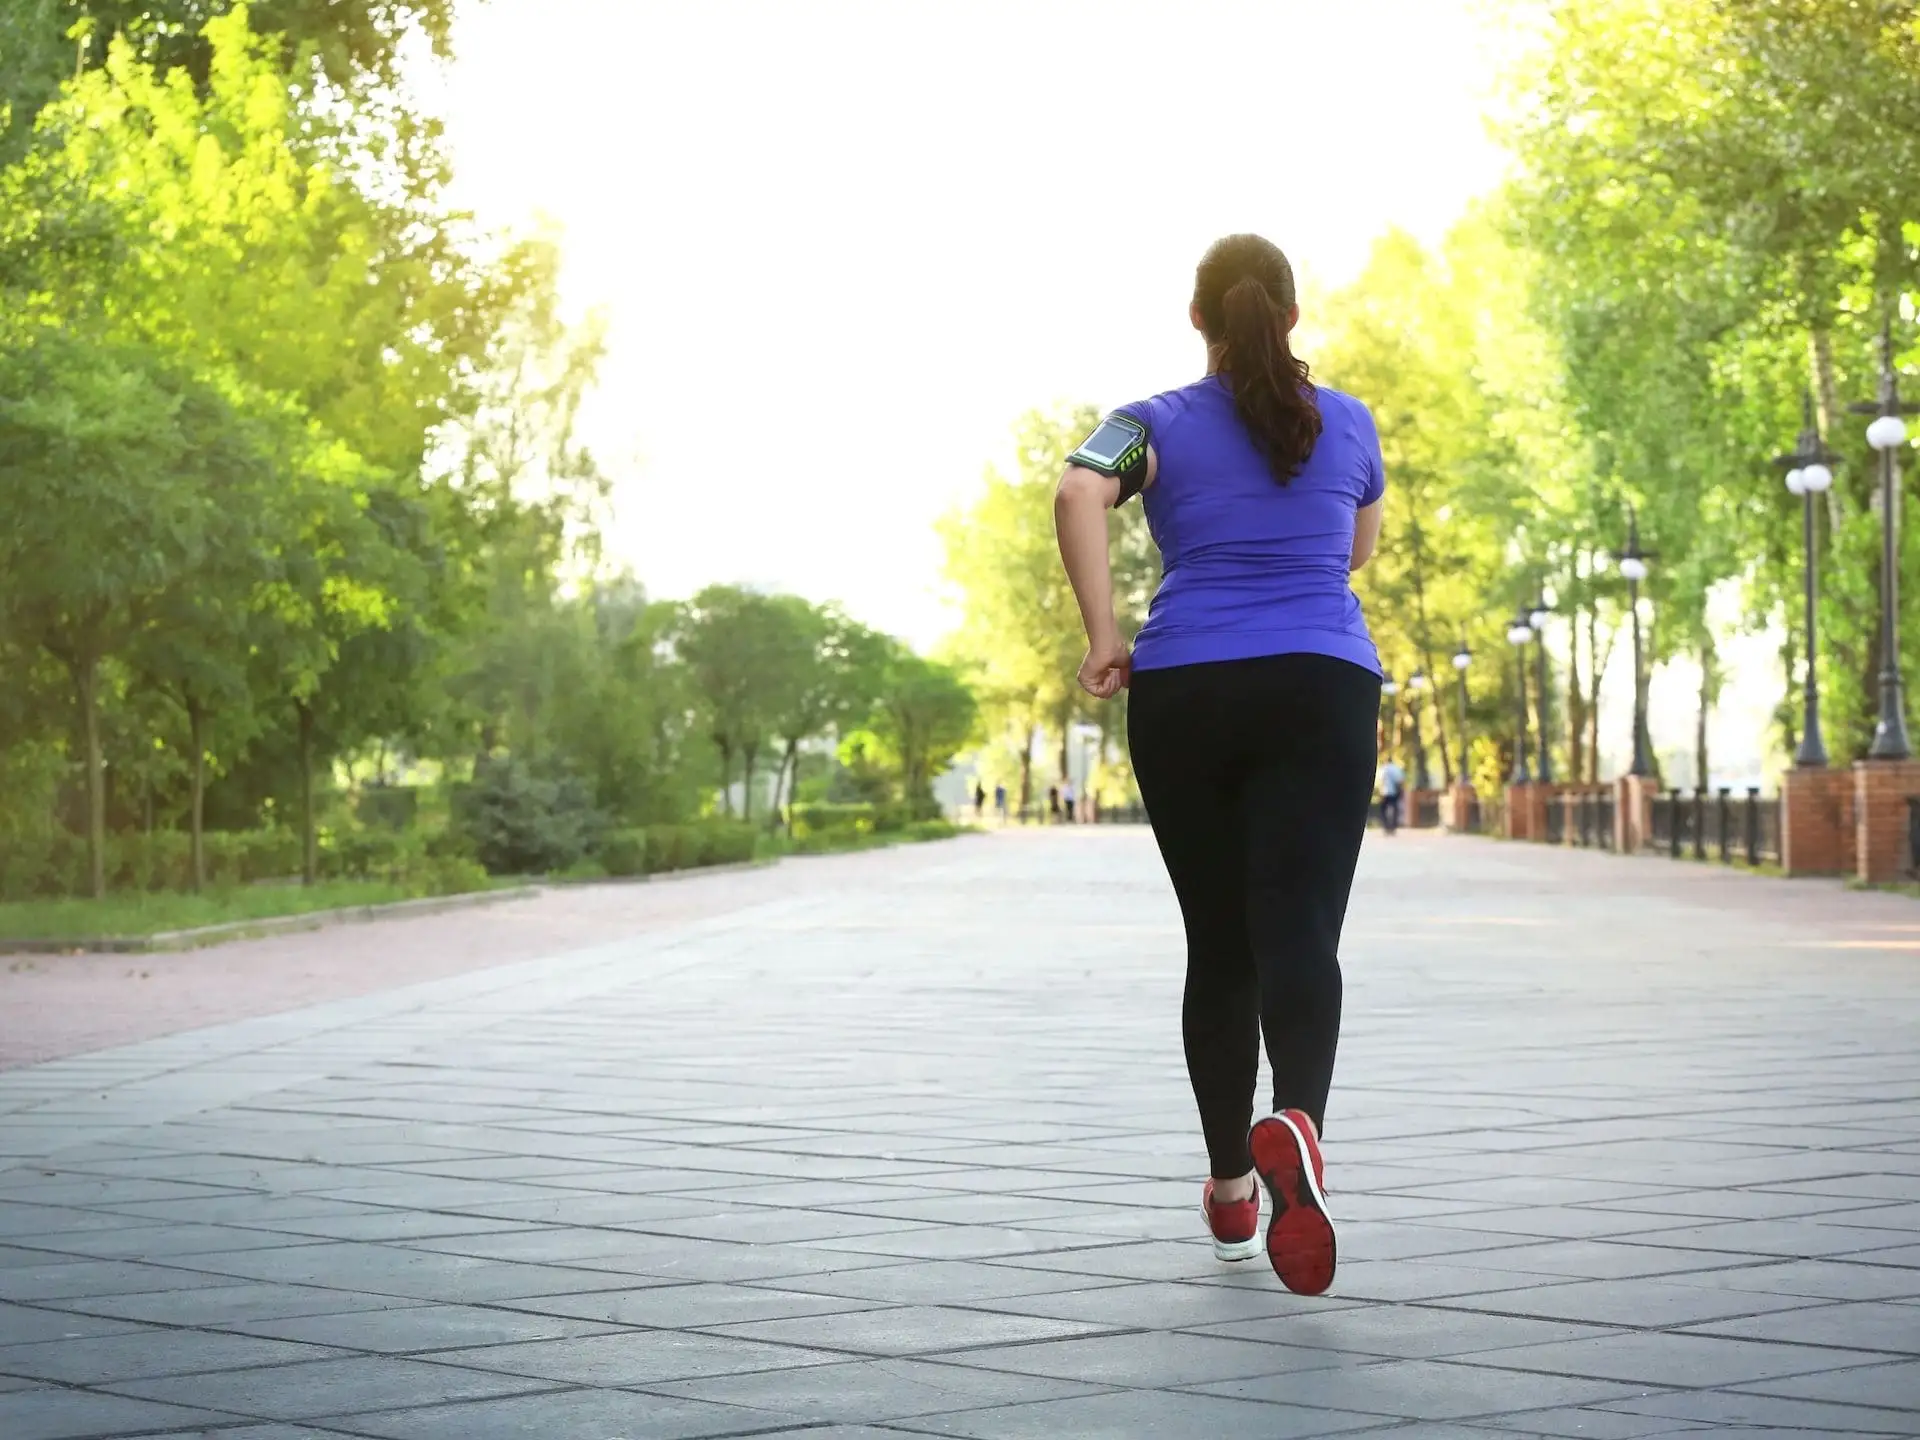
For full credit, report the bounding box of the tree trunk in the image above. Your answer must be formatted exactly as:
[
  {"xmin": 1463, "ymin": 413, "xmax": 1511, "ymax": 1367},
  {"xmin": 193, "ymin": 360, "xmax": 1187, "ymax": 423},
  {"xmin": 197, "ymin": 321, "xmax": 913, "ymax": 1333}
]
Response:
[
  {"xmin": 715, "ymin": 738, "xmax": 732, "ymax": 816},
  {"xmin": 1408, "ymin": 519, "xmax": 1451, "ymax": 785},
  {"xmin": 1695, "ymin": 637, "xmax": 1712, "ymax": 791},
  {"xmin": 743, "ymin": 746, "xmax": 757, "ymax": 822},
  {"xmin": 297, "ymin": 700, "xmax": 316, "ymax": 886},
  {"xmin": 781, "ymin": 737, "xmax": 801, "ymax": 834},
  {"xmin": 188, "ymin": 698, "xmax": 206, "ymax": 893},
  {"xmin": 1587, "ymin": 607, "xmax": 1604, "ymax": 782},
  {"xmin": 71, "ymin": 657, "xmax": 106, "ymax": 900},
  {"xmin": 1017, "ymin": 723, "xmax": 1035, "ymax": 815},
  {"xmin": 1565, "ymin": 600, "xmax": 1587, "ymax": 785}
]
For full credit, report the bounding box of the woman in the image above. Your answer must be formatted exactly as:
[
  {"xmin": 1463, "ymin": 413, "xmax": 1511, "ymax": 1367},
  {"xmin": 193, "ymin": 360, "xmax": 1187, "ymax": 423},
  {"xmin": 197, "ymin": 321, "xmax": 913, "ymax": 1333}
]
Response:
[{"xmin": 1053, "ymin": 233, "xmax": 1383, "ymax": 1296}]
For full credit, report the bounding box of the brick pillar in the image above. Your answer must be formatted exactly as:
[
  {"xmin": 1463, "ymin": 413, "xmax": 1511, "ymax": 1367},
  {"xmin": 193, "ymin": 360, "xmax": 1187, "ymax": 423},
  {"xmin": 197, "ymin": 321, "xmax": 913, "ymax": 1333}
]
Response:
[
  {"xmin": 1505, "ymin": 782, "xmax": 1549, "ymax": 842},
  {"xmin": 1615, "ymin": 774, "xmax": 1655, "ymax": 853},
  {"xmin": 1780, "ymin": 768, "xmax": 1854, "ymax": 876},
  {"xmin": 1504, "ymin": 783, "xmax": 1527, "ymax": 840},
  {"xmin": 1444, "ymin": 781, "xmax": 1476, "ymax": 832},
  {"xmin": 1853, "ymin": 760, "xmax": 1920, "ymax": 884}
]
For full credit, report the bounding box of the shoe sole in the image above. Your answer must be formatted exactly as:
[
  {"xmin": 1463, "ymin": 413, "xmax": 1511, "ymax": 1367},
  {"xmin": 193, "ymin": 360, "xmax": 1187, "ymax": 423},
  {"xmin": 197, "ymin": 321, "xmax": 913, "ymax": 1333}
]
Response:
[{"xmin": 1249, "ymin": 1112, "xmax": 1336, "ymax": 1295}]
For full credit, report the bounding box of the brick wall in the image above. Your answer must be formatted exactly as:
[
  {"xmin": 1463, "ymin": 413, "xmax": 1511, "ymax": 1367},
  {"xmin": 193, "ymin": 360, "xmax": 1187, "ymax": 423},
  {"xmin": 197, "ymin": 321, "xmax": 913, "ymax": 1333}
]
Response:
[
  {"xmin": 1781, "ymin": 768, "xmax": 1855, "ymax": 876},
  {"xmin": 1853, "ymin": 760, "xmax": 1920, "ymax": 884}
]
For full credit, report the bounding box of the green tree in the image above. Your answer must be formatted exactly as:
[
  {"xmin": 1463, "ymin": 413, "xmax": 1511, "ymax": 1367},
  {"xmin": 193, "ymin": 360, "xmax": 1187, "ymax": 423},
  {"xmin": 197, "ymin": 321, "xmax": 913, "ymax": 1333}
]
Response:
[
  {"xmin": 2, "ymin": 0, "xmax": 461, "ymax": 168},
  {"xmin": 673, "ymin": 585, "xmax": 814, "ymax": 820},
  {"xmin": 942, "ymin": 405, "xmax": 1104, "ymax": 808},
  {"xmin": 869, "ymin": 647, "xmax": 979, "ymax": 807},
  {"xmin": 0, "ymin": 332, "xmax": 256, "ymax": 895}
]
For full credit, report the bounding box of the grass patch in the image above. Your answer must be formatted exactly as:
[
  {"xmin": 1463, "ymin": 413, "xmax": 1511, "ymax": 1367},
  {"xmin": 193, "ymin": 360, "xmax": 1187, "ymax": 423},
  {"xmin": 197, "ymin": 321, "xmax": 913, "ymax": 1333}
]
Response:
[
  {"xmin": 0, "ymin": 877, "xmax": 494, "ymax": 941},
  {"xmin": 772, "ymin": 819, "xmax": 970, "ymax": 858}
]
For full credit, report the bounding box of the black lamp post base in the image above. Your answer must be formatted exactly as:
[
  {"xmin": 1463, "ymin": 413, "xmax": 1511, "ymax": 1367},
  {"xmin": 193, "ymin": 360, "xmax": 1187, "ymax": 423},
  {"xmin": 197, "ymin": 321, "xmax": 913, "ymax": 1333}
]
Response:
[
  {"xmin": 1793, "ymin": 733, "xmax": 1829, "ymax": 769},
  {"xmin": 1869, "ymin": 722, "xmax": 1912, "ymax": 761}
]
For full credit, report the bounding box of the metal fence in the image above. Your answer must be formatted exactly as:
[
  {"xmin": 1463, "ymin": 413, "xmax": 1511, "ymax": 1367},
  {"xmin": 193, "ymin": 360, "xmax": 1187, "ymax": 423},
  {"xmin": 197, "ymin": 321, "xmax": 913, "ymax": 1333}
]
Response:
[
  {"xmin": 1555, "ymin": 789, "xmax": 1616, "ymax": 851},
  {"xmin": 1649, "ymin": 787, "xmax": 1779, "ymax": 866}
]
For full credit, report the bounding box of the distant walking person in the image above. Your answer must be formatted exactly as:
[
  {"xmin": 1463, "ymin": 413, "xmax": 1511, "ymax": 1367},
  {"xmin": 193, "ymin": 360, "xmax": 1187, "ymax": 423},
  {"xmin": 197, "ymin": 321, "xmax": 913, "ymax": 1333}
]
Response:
[
  {"xmin": 974, "ymin": 781, "xmax": 987, "ymax": 819},
  {"xmin": 994, "ymin": 783, "xmax": 1008, "ymax": 822},
  {"xmin": 1047, "ymin": 784, "xmax": 1061, "ymax": 823},
  {"xmin": 1052, "ymin": 234, "xmax": 1384, "ymax": 1295},
  {"xmin": 1379, "ymin": 757, "xmax": 1406, "ymax": 835},
  {"xmin": 1062, "ymin": 778, "xmax": 1078, "ymax": 823}
]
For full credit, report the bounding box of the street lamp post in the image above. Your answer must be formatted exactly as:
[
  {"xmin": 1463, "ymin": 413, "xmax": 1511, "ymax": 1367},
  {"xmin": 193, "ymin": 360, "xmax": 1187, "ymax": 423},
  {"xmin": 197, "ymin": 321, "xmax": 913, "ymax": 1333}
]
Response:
[
  {"xmin": 1506, "ymin": 618, "xmax": 1533, "ymax": 785},
  {"xmin": 1407, "ymin": 671, "xmax": 1432, "ymax": 791},
  {"xmin": 1527, "ymin": 593, "xmax": 1554, "ymax": 784},
  {"xmin": 1849, "ymin": 319, "xmax": 1919, "ymax": 761},
  {"xmin": 1617, "ymin": 507, "xmax": 1657, "ymax": 777},
  {"xmin": 1451, "ymin": 634, "xmax": 1472, "ymax": 783},
  {"xmin": 1773, "ymin": 391, "xmax": 1838, "ymax": 768}
]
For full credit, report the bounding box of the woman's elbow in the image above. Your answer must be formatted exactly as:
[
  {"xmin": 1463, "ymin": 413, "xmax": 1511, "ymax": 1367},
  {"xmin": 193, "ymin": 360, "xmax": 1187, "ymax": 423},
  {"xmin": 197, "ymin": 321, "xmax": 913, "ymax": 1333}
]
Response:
[{"xmin": 1056, "ymin": 465, "xmax": 1116, "ymax": 512}]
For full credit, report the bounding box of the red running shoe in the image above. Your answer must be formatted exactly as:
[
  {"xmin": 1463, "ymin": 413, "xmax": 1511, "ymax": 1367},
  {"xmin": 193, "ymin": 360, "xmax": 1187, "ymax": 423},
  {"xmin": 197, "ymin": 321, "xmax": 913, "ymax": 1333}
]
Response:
[
  {"xmin": 1249, "ymin": 1109, "xmax": 1335, "ymax": 1295},
  {"xmin": 1201, "ymin": 1177, "xmax": 1262, "ymax": 1262}
]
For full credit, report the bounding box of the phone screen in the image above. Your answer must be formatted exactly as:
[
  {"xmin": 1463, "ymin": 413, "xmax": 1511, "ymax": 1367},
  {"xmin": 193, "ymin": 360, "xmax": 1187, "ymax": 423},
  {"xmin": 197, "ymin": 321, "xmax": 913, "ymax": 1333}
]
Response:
[{"xmin": 1078, "ymin": 418, "xmax": 1142, "ymax": 466}]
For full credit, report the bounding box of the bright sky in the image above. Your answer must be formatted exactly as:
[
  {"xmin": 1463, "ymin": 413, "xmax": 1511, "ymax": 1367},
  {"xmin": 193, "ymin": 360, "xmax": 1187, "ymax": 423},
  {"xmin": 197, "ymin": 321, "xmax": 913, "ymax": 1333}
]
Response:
[{"xmin": 430, "ymin": 0, "xmax": 1516, "ymax": 651}]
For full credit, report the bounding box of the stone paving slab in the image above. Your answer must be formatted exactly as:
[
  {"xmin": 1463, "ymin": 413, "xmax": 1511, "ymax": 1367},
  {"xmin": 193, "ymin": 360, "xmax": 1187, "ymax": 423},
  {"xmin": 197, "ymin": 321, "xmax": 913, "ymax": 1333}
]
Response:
[{"xmin": 0, "ymin": 830, "xmax": 1918, "ymax": 1436}]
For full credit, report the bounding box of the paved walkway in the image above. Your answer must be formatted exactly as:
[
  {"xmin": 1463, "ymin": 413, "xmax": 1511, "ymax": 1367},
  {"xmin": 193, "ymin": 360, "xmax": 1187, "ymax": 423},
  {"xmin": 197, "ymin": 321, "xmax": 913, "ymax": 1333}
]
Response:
[{"xmin": 1, "ymin": 830, "xmax": 1917, "ymax": 1438}]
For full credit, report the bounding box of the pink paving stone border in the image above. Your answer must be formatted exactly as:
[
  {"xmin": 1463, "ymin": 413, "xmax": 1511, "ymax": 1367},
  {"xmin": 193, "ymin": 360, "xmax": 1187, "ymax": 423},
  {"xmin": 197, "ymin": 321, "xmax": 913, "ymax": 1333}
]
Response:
[{"xmin": 0, "ymin": 837, "xmax": 981, "ymax": 1071}]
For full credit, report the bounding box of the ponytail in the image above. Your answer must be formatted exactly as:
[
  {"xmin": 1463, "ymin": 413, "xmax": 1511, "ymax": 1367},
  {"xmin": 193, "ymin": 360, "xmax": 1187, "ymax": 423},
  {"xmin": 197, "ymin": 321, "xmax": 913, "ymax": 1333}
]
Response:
[{"xmin": 1195, "ymin": 235, "xmax": 1323, "ymax": 484}]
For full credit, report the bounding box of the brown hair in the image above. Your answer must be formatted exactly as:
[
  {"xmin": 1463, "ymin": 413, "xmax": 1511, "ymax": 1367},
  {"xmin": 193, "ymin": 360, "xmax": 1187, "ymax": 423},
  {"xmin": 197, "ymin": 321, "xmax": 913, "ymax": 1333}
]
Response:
[{"xmin": 1193, "ymin": 234, "xmax": 1322, "ymax": 483}]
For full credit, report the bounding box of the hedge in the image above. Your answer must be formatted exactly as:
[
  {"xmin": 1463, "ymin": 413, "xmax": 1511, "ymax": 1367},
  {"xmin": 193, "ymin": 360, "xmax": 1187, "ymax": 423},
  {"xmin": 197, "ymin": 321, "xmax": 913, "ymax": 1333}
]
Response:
[{"xmin": 594, "ymin": 821, "xmax": 759, "ymax": 879}]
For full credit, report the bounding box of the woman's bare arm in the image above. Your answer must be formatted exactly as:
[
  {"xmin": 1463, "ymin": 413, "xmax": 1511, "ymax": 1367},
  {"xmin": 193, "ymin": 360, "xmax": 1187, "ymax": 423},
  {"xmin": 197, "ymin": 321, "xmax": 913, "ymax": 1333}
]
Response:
[
  {"xmin": 1350, "ymin": 496, "xmax": 1384, "ymax": 571},
  {"xmin": 1054, "ymin": 447, "xmax": 1157, "ymax": 698}
]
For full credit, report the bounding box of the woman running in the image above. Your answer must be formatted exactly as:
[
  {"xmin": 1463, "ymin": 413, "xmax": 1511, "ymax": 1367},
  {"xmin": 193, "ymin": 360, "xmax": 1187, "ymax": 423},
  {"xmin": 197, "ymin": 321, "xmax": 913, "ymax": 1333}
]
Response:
[{"xmin": 1053, "ymin": 233, "xmax": 1384, "ymax": 1296}]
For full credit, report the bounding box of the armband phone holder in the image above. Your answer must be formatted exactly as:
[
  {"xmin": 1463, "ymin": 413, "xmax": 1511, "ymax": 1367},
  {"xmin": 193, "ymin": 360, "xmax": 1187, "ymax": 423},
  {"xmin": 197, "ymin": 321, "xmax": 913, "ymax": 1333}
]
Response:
[{"xmin": 1069, "ymin": 414, "xmax": 1151, "ymax": 504}]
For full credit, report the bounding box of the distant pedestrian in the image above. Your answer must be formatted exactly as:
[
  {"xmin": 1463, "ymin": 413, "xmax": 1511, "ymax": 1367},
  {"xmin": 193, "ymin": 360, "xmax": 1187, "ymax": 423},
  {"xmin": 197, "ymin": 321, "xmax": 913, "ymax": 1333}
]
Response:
[
  {"xmin": 1052, "ymin": 233, "xmax": 1384, "ymax": 1296},
  {"xmin": 1062, "ymin": 778, "xmax": 1078, "ymax": 823},
  {"xmin": 1379, "ymin": 757, "xmax": 1406, "ymax": 835},
  {"xmin": 1047, "ymin": 785, "xmax": 1061, "ymax": 822},
  {"xmin": 974, "ymin": 781, "xmax": 986, "ymax": 818},
  {"xmin": 994, "ymin": 783, "xmax": 1008, "ymax": 821}
]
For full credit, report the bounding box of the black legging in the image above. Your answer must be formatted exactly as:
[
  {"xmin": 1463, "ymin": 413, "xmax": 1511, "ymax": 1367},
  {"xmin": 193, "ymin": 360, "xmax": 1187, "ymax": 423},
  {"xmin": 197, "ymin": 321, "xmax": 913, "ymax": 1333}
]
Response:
[{"xmin": 1128, "ymin": 652, "xmax": 1380, "ymax": 1180}]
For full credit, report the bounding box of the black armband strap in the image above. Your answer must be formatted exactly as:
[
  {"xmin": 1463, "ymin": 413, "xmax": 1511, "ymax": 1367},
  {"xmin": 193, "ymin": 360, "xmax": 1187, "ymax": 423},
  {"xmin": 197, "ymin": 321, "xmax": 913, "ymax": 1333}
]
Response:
[{"xmin": 1068, "ymin": 413, "xmax": 1151, "ymax": 505}]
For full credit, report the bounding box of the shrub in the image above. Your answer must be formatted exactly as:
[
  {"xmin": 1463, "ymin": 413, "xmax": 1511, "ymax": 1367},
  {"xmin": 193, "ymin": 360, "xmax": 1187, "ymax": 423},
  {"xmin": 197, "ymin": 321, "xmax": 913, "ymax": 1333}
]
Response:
[
  {"xmin": 598, "ymin": 827, "xmax": 649, "ymax": 877},
  {"xmin": 106, "ymin": 831, "xmax": 192, "ymax": 891},
  {"xmin": 202, "ymin": 828, "xmax": 302, "ymax": 886},
  {"xmin": 693, "ymin": 820, "xmax": 756, "ymax": 867},
  {"xmin": 356, "ymin": 784, "xmax": 420, "ymax": 831},
  {"xmin": 417, "ymin": 855, "xmax": 491, "ymax": 896},
  {"xmin": 904, "ymin": 819, "xmax": 962, "ymax": 842},
  {"xmin": 639, "ymin": 820, "xmax": 757, "ymax": 873},
  {"xmin": 451, "ymin": 756, "xmax": 601, "ymax": 876},
  {"xmin": 791, "ymin": 802, "xmax": 874, "ymax": 838}
]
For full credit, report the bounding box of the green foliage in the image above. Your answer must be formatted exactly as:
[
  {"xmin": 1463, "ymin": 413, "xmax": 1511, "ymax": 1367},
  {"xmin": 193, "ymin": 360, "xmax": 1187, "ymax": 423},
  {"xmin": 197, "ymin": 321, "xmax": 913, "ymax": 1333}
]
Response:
[
  {"xmin": 0, "ymin": 2, "xmax": 970, "ymax": 907},
  {"xmin": 0, "ymin": 874, "xmax": 489, "ymax": 943},
  {"xmin": 596, "ymin": 827, "xmax": 649, "ymax": 878},
  {"xmin": 451, "ymin": 757, "xmax": 601, "ymax": 877},
  {"xmin": 940, "ymin": 406, "xmax": 1149, "ymax": 806},
  {"xmin": 642, "ymin": 820, "xmax": 757, "ymax": 874},
  {"xmin": 1496, "ymin": 0, "xmax": 1920, "ymax": 765}
]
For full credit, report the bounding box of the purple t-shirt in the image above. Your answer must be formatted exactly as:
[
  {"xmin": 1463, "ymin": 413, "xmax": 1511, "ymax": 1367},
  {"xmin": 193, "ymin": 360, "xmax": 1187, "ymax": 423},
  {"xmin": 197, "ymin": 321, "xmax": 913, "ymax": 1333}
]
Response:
[{"xmin": 1117, "ymin": 376, "xmax": 1383, "ymax": 675}]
